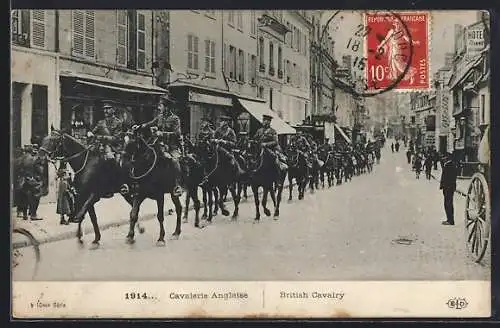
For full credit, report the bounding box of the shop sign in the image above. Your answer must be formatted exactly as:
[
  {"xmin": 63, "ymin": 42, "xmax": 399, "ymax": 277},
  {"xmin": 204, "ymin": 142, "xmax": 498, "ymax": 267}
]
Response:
[{"xmin": 189, "ymin": 91, "xmax": 233, "ymax": 107}]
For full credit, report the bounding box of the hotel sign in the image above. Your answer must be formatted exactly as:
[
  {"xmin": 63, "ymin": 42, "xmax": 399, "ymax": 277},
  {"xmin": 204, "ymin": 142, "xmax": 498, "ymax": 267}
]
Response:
[
  {"xmin": 188, "ymin": 91, "xmax": 233, "ymax": 107},
  {"xmin": 466, "ymin": 25, "xmax": 485, "ymax": 55}
]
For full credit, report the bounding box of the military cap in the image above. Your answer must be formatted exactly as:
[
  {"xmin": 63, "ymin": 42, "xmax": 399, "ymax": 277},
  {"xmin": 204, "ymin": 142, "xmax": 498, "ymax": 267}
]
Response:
[
  {"xmin": 102, "ymin": 101, "xmax": 114, "ymax": 109},
  {"xmin": 219, "ymin": 114, "xmax": 232, "ymax": 121},
  {"xmin": 262, "ymin": 114, "xmax": 273, "ymax": 121}
]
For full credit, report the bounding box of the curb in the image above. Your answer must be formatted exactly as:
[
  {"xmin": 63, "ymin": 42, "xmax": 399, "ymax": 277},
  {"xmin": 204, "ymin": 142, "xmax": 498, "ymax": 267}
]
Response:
[
  {"xmin": 13, "ymin": 181, "xmax": 299, "ymax": 249},
  {"xmin": 430, "ymin": 173, "xmax": 468, "ymax": 197}
]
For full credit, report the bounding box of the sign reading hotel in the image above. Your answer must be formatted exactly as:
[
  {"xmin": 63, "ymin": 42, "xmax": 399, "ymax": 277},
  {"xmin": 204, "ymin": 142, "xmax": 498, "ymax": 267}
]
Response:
[{"xmin": 466, "ymin": 24, "xmax": 485, "ymax": 56}]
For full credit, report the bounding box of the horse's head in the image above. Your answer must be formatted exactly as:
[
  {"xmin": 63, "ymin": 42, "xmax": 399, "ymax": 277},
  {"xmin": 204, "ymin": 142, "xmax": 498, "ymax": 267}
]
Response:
[{"xmin": 39, "ymin": 127, "xmax": 66, "ymax": 159}]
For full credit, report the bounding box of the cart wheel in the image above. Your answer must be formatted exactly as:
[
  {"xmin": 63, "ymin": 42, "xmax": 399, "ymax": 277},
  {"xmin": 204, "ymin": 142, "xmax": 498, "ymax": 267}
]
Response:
[
  {"xmin": 464, "ymin": 172, "xmax": 490, "ymax": 263},
  {"xmin": 12, "ymin": 228, "xmax": 41, "ymax": 279}
]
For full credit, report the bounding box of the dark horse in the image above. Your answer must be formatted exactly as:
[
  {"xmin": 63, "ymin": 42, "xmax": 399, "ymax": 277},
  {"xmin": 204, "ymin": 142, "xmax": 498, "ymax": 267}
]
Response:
[
  {"xmin": 245, "ymin": 141, "xmax": 287, "ymax": 221},
  {"xmin": 196, "ymin": 140, "xmax": 243, "ymax": 222},
  {"xmin": 122, "ymin": 128, "xmax": 185, "ymax": 246},
  {"xmin": 179, "ymin": 137, "xmax": 204, "ymax": 228},
  {"xmin": 317, "ymin": 146, "xmax": 335, "ymax": 188},
  {"xmin": 39, "ymin": 127, "xmax": 143, "ymax": 248},
  {"xmin": 285, "ymin": 142, "xmax": 309, "ymax": 201}
]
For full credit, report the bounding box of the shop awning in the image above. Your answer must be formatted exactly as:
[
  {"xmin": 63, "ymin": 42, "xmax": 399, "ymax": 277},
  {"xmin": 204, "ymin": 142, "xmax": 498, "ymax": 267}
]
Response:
[
  {"xmin": 238, "ymin": 99, "xmax": 296, "ymax": 135},
  {"xmin": 334, "ymin": 123, "xmax": 352, "ymax": 144},
  {"xmin": 60, "ymin": 71, "xmax": 167, "ymax": 95}
]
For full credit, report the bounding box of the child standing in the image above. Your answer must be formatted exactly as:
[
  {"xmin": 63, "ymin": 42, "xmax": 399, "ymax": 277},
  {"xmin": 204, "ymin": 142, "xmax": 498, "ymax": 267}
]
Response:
[{"xmin": 56, "ymin": 162, "xmax": 74, "ymax": 225}]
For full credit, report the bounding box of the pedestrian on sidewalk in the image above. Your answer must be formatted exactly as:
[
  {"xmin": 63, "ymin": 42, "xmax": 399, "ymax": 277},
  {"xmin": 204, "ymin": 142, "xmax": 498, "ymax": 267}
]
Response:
[
  {"xmin": 413, "ymin": 154, "xmax": 422, "ymax": 179},
  {"xmin": 391, "ymin": 143, "xmax": 394, "ymax": 153},
  {"xmin": 433, "ymin": 149, "xmax": 439, "ymax": 170},
  {"xmin": 56, "ymin": 162, "xmax": 74, "ymax": 225},
  {"xmin": 406, "ymin": 149, "xmax": 412, "ymax": 164},
  {"xmin": 395, "ymin": 141, "xmax": 400, "ymax": 152},
  {"xmin": 439, "ymin": 152, "xmax": 458, "ymax": 226},
  {"xmin": 424, "ymin": 155, "xmax": 433, "ymax": 180}
]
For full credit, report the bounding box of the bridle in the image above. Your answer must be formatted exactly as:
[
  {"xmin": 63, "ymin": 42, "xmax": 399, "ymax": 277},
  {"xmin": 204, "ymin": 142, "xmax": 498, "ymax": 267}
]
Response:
[{"xmin": 39, "ymin": 130, "xmax": 91, "ymax": 175}]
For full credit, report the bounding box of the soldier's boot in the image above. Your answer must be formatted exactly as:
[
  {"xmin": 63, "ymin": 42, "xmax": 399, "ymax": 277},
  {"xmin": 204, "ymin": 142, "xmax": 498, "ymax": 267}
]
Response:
[{"xmin": 172, "ymin": 159, "xmax": 183, "ymax": 197}]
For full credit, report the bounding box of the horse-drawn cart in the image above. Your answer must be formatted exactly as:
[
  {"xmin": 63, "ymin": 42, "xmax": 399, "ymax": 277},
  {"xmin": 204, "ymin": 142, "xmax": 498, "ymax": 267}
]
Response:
[{"xmin": 464, "ymin": 126, "xmax": 490, "ymax": 263}]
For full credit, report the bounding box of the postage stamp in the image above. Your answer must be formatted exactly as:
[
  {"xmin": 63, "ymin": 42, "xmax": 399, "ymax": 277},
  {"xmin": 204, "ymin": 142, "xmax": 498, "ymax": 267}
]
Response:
[{"xmin": 365, "ymin": 12, "xmax": 430, "ymax": 92}]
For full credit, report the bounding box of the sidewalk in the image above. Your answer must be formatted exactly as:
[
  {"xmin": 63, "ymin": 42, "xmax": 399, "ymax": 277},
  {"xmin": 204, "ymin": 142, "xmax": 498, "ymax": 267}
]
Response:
[{"xmin": 12, "ymin": 181, "xmax": 294, "ymax": 249}]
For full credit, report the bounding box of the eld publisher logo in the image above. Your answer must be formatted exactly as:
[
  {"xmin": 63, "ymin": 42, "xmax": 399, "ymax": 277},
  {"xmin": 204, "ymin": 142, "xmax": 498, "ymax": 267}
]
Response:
[{"xmin": 446, "ymin": 298, "xmax": 468, "ymax": 310}]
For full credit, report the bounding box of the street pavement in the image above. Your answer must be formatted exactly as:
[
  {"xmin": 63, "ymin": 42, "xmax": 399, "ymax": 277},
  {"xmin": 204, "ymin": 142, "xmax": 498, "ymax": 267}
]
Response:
[{"xmin": 12, "ymin": 141, "xmax": 489, "ymax": 281}]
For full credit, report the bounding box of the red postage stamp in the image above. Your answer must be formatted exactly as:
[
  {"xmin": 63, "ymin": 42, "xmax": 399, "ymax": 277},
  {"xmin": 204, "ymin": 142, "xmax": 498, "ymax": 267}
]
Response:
[{"xmin": 365, "ymin": 12, "xmax": 430, "ymax": 92}]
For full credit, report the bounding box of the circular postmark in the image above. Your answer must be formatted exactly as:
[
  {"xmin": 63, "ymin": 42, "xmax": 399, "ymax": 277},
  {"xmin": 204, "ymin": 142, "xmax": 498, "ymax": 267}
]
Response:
[{"xmin": 320, "ymin": 10, "xmax": 415, "ymax": 97}]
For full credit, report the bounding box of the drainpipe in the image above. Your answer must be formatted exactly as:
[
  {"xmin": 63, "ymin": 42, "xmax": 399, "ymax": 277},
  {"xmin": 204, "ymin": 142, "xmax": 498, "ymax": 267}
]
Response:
[
  {"xmin": 55, "ymin": 10, "xmax": 60, "ymax": 52},
  {"xmin": 221, "ymin": 11, "xmax": 230, "ymax": 92},
  {"xmin": 151, "ymin": 11, "xmax": 155, "ymax": 86}
]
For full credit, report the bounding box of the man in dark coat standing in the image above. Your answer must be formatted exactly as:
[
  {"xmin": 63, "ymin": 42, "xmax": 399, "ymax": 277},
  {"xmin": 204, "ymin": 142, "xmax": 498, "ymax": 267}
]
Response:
[{"xmin": 439, "ymin": 152, "xmax": 458, "ymax": 225}]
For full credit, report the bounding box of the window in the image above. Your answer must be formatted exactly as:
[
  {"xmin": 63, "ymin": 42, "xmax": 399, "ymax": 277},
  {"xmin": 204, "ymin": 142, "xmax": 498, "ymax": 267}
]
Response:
[
  {"xmin": 136, "ymin": 12, "xmax": 146, "ymax": 70},
  {"xmin": 237, "ymin": 11, "xmax": 243, "ymax": 30},
  {"xmin": 250, "ymin": 11, "xmax": 256, "ymax": 36},
  {"xmin": 228, "ymin": 11, "xmax": 235, "ymax": 26},
  {"xmin": 297, "ymin": 30, "xmax": 301, "ymax": 53},
  {"xmin": 258, "ymin": 86, "xmax": 265, "ymax": 99},
  {"xmin": 259, "ymin": 37, "xmax": 265, "ymax": 67},
  {"xmin": 481, "ymin": 94, "xmax": 486, "ymax": 124},
  {"xmin": 270, "ymin": 88, "xmax": 273, "ymax": 109},
  {"xmin": 293, "ymin": 63, "xmax": 297, "ymax": 85},
  {"xmin": 229, "ymin": 46, "xmax": 236, "ymax": 79},
  {"xmin": 187, "ymin": 34, "xmax": 199, "ymax": 70},
  {"xmin": 238, "ymin": 49, "xmax": 245, "ymax": 82},
  {"xmin": 277, "ymin": 47, "xmax": 283, "ymax": 77},
  {"xmin": 31, "ymin": 10, "xmax": 46, "ymax": 48},
  {"xmin": 72, "ymin": 10, "xmax": 95, "ymax": 58},
  {"xmin": 251, "ymin": 54, "xmax": 257, "ymax": 83},
  {"xmin": 11, "ymin": 10, "xmax": 32, "ymax": 48},
  {"xmin": 297, "ymin": 65, "xmax": 302, "ymax": 86},
  {"xmin": 204, "ymin": 39, "xmax": 216, "ymax": 73},
  {"xmin": 116, "ymin": 10, "xmax": 128, "ymax": 66},
  {"xmin": 269, "ymin": 42, "xmax": 274, "ymax": 73},
  {"xmin": 286, "ymin": 60, "xmax": 291, "ymax": 83}
]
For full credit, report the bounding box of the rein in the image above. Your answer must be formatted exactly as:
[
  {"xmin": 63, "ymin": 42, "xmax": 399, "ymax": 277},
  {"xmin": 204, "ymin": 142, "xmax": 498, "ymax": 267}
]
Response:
[
  {"xmin": 40, "ymin": 133, "xmax": 92, "ymax": 176},
  {"xmin": 200, "ymin": 143, "xmax": 220, "ymax": 183},
  {"xmin": 129, "ymin": 136, "xmax": 158, "ymax": 180}
]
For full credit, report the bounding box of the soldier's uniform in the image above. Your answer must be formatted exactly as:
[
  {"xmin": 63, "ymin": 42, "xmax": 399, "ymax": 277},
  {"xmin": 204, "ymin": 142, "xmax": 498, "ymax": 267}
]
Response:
[
  {"xmin": 213, "ymin": 115, "xmax": 244, "ymax": 176},
  {"xmin": 295, "ymin": 134, "xmax": 313, "ymax": 169},
  {"xmin": 137, "ymin": 93, "xmax": 183, "ymax": 196},
  {"xmin": 197, "ymin": 120, "xmax": 215, "ymax": 144},
  {"xmin": 89, "ymin": 102, "xmax": 126, "ymax": 162},
  {"xmin": 253, "ymin": 114, "xmax": 288, "ymax": 171}
]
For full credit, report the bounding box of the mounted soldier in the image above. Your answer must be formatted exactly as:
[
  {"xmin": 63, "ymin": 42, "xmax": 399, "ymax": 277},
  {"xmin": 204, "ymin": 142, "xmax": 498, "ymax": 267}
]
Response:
[
  {"xmin": 295, "ymin": 131, "xmax": 313, "ymax": 170},
  {"xmin": 212, "ymin": 115, "xmax": 245, "ymax": 177},
  {"xmin": 132, "ymin": 92, "xmax": 183, "ymax": 197},
  {"xmin": 87, "ymin": 101, "xmax": 127, "ymax": 163},
  {"xmin": 252, "ymin": 114, "xmax": 288, "ymax": 171},
  {"xmin": 197, "ymin": 118, "xmax": 215, "ymax": 144},
  {"xmin": 236, "ymin": 131, "xmax": 249, "ymax": 156}
]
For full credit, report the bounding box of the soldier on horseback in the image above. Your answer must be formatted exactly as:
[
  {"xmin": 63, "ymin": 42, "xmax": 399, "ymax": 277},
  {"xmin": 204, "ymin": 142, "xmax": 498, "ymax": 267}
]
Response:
[
  {"xmin": 132, "ymin": 92, "xmax": 183, "ymax": 197},
  {"xmin": 295, "ymin": 132, "xmax": 313, "ymax": 170},
  {"xmin": 87, "ymin": 101, "xmax": 126, "ymax": 163},
  {"xmin": 252, "ymin": 114, "xmax": 288, "ymax": 171},
  {"xmin": 212, "ymin": 115, "xmax": 245, "ymax": 176}
]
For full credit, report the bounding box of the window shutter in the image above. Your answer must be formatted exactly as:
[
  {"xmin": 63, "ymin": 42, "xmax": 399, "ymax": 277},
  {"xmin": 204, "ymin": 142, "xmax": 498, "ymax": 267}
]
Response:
[
  {"xmin": 210, "ymin": 41, "xmax": 216, "ymax": 73},
  {"xmin": 31, "ymin": 10, "xmax": 45, "ymax": 48},
  {"xmin": 205, "ymin": 39, "xmax": 210, "ymax": 72},
  {"xmin": 72, "ymin": 10, "xmax": 85, "ymax": 56},
  {"xmin": 117, "ymin": 10, "xmax": 127, "ymax": 65},
  {"xmin": 247, "ymin": 53, "xmax": 252, "ymax": 82},
  {"xmin": 187, "ymin": 35, "xmax": 193, "ymax": 69},
  {"xmin": 136, "ymin": 12, "xmax": 146, "ymax": 70},
  {"xmin": 193, "ymin": 36, "xmax": 199, "ymax": 70},
  {"xmin": 224, "ymin": 43, "xmax": 228, "ymax": 74},
  {"xmin": 84, "ymin": 11, "xmax": 95, "ymax": 58}
]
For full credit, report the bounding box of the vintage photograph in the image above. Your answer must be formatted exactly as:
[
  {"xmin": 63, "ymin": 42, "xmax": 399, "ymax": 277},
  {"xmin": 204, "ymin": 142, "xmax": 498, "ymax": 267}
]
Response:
[{"xmin": 11, "ymin": 9, "xmax": 491, "ymax": 317}]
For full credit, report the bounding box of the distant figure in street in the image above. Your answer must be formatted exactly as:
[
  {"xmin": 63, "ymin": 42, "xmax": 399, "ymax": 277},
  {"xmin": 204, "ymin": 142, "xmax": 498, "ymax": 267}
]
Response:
[
  {"xmin": 391, "ymin": 143, "xmax": 394, "ymax": 153},
  {"xmin": 424, "ymin": 155, "xmax": 433, "ymax": 180},
  {"xmin": 413, "ymin": 154, "xmax": 422, "ymax": 179},
  {"xmin": 439, "ymin": 152, "xmax": 458, "ymax": 225},
  {"xmin": 406, "ymin": 149, "xmax": 412, "ymax": 164},
  {"xmin": 395, "ymin": 141, "xmax": 400, "ymax": 152},
  {"xmin": 433, "ymin": 149, "xmax": 439, "ymax": 170}
]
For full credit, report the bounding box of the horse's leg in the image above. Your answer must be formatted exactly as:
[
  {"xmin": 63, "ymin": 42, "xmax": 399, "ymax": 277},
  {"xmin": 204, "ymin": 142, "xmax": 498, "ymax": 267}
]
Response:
[
  {"xmin": 192, "ymin": 187, "xmax": 202, "ymax": 228},
  {"xmin": 156, "ymin": 194, "xmax": 166, "ymax": 246},
  {"xmin": 213, "ymin": 187, "xmax": 219, "ymax": 216},
  {"xmin": 170, "ymin": 193, "xmax": 183, "ymax": 239},
  {"xmin": 262, "ymin": 187, "xmax": 271, "ymax": 217},
  {"xmin": 183, "ymin": 189, "xmax": 190, "ymax": 223},
  {"xmin": 252, "ymin": 185, "xmax": 260, "ymax": 221},
  {"xmin": 87, "ymin": 204, "xmax": 101, "ymax": 249},
  {"xmin": 122, "ymin": 194, "xmax": 145, "ymax": 234},
  {"xmin": 269, "ymin": 184, "xmax": 278, "ymax": 218},
  {"xmin": 201, "ymin": 188, "xmax": 208, "ymax": 220},
  {"xmin": 207, "ymin": 188, "xmax": 214, "ymax": 223},
  {"xmin": 219, "ymin": 185, "xmax": 230, "ymax": 216},
  {"xmin": 244, "ymin": 183, "xmax": 248, "ymax": 200},
  {"xmin": 288, "ymin": 174, "xmax": 293, "ymax": 201},
  {"xmin": 229, "ymin": 184, "xmax": 240, "ymax": 220},
  {"xmin": 126, "ymin": 195, "xmax": 145, "ymax": 244}
]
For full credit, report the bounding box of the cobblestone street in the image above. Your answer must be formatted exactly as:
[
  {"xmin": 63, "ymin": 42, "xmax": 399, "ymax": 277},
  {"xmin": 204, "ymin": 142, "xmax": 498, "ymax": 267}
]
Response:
[{"xmin": 13, "ymin": 144, "xmax": 489, "ymax": 281}]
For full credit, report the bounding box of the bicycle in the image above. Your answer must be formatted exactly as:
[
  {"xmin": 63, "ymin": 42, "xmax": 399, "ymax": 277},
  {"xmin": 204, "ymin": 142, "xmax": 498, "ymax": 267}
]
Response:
[{"xmin": 12, "ymin": 227, "xmax": 41, "ymax": 280}]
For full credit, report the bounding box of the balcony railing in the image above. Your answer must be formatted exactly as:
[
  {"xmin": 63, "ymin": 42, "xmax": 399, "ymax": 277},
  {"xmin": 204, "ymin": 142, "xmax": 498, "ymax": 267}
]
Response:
[
  {"xmin": 12, "ymin": 33, "xmax": 30, "ymax": 47},
  {"xmin": 269, "ymin": 66, "xmax": 275, "ymax": 76},
  {"xmin": 277, "ymin": 69, "xmax": 283, "ymax": 79},
  {"xmin": 259, "ymin": 63, "xmax": 266, "ymax": 73}
]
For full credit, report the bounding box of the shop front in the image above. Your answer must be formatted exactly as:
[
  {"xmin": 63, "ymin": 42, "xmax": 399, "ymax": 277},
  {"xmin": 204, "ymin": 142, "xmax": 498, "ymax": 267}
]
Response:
[{"xmin": 59, "ymin": 72, "xmax": 166, "ymax": 144}]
